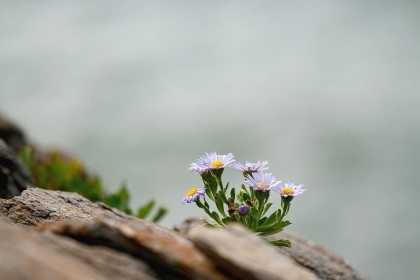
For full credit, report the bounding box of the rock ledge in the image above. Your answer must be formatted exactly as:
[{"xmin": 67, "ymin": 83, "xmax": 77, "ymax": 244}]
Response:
[{"xmin": 0, "ymin": 187, "xmax": 364, "ymax": 280}]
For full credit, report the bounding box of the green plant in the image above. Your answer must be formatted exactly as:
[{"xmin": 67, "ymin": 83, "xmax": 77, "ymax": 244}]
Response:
[
  {"xmin": 19, "ymin": 146, "xmax": 167, "ymax": 222},
  {"xmin": 184, "ymin": 152, "xmax": 306, "ymax": 247}
]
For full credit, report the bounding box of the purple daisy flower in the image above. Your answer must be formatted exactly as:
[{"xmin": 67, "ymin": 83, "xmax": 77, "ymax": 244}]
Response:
[
  {"xmin": 182, "ymin": 186, "xmax": 205, "ymax": 204},
  {"xmin": 233, "ymin": 161, "xmax": 269, "ymax": 173},
  {"xmin": 189, "ymin": 152, "xmax": 236, "ymax": 174},
  {"xmin": 273, "ymin": 181, "xmax": 305, "ymax": 198},
  {"xmin": 244, "ymin": 172, "xmax": 281, "ymax": 192}
]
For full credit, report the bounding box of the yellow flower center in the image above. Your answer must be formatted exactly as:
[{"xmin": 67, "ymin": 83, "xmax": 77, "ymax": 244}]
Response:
[
  {"xmin": 281, "ymin": 186, "xmax": 294, "ymax": 196},
  {"xmin": 185, "ymin": 186, "xmax": 199, "ymax": 197},
  {"xmin": 210, "ymin": 159, "xmax": 224, "ymax": 168}
]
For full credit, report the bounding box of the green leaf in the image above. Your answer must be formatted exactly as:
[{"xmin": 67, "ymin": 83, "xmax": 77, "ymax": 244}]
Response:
[
  {"xmin": 211, "ymin": 211, "xmax": 220, "ymax": 219},
  {"xmin": 205, "ymin": 187, "xmax": 214, "ymax": 201},
  {"xmin": 210, "ymin": 211, "xmax": 223, "ymax": 226},
  {"xmin": 196, "ymin": 200, "xmax": 204, "ymax": 208},
  {"xmin": 262, "ymin": 202, "xmax": 272, "ymax": 216},
  {"xmin": 249, "ymin": 206, "xmax": 260, "ymax": 229},
  {"xmin": 261, "ymin": 211, "xmax": 278, "ymax": 227},
  {"xmin": 258, "ymin": 217, "xmax": 267, "ymax": 225},
  {"xmin": 137, "ymin": 200, "xmax": 156, "ymax": 219},
  {"xmin": 220, "ymin": 189, "xmax": 229, "ymax": 204},
  {"xmin": 224, "ymin": 182, "xmax": 229, "ymax": 192},
  {"xmin": 152, "ymin": 207, "xmax": 167, "ymax": 223},
  {"xmin": 202, "ymin": 172, "xmax": 218, "ymax": 202},
  {"xmin": 238, "ymin": 186, "xmax": 250, "ymax": 202},
  {"xmin": 215, "ymin": 192, "xmax": 226, "ymax": 217},
  {"xmin": 204, "ymin": 199, "xmax": 210, "ymax": 209},
  {"xmin": 258, "ymin": 220, "xmax": 292, "ymax": 236},
  {"xmin": 222, "ymin": 217, "xmax": 232, "ymax": 224},
  {"xmin": 230, "ymin": 188, "xmax": 236, "ymax": 201},
  {"xmin": 104, "ymin": 183, "xmax": 131, "ymax": 212},
  {"xmin": 270, "ymin": 239, "xmax": 291, "ymax": 247}
]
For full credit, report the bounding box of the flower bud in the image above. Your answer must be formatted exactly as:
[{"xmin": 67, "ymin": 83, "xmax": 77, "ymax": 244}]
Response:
[{"xmin": 238, "ymin": 205, "xmax": 250, "ymax": 216}]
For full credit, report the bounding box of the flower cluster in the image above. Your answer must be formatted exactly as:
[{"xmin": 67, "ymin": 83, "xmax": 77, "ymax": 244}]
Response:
[{"xmin": 183, "ymin": 152, "xmax": 305, "ymax": 247}]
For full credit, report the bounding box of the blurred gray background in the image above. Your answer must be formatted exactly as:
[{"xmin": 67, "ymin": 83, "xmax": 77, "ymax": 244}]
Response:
[{"xmin": 1, "ymin": 1, "xmax": 419, "ymax": 279}]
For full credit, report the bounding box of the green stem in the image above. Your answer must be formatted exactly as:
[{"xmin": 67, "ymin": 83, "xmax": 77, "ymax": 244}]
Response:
[
  {"xmin": 280, "ymin": 199, "xmax": 291, "ymax": 220},
  {"xmin": 216, "ymin": 176, "xmax": 228, "ymax": 203},
  {"xmin": 210, "ymin": 171, "xmax": 228, "ymax": 218},
  {"xmin": 197, "ymin": 199, "xmax": 224, "ymax": 226}
]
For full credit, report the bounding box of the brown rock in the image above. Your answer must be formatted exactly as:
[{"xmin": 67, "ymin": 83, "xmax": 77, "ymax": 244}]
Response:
[
  {"xmin": 0, "ymin": 219, "xmax": 110, "ymax": 280},
  {"xmin": 0, "ymin": 187, "xmax": 129, "ymax": 225},
  {"xmin": 41, "ymin": 231, "xmax": 158, "ymax": 280},
  {"xmin": 178, "ymin": 219, "xmax": 365, "ymax": 280},
  {"xmin": 270, "ymin": 233, "xmax": 365, "ymax": 280},
  {"xmin": 43, "ymin": 219, "xmax": 226, "ymax": 280},
  {"xmin": 188, "ymin": 224, "xmax": 318, "ymax": 280},
  {"xmin": 0, "ymin": 187, "xmax": 225, "ymax": 280},
  {"xmin": 0, "ymin": 186, "xmax": 364, "ymax": 280}
]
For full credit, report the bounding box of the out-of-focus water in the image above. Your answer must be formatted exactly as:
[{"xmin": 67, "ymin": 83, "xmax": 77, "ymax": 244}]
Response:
[{"xmin": 1, "ymin": 1, "xmax": 420, "ymax": 279}]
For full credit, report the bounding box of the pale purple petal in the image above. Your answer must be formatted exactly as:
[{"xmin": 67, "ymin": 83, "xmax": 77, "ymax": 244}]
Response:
[
  {"xmin": 234, "ymin": 160, "xmax": 269, "ymax": 173},
  {"xmin": 244, "ymin": 172, "xmax": 281, "ymax": 192},
  {"xmin": 189, "ymin": 152, "xmax": 237, "ymax": 174},
  {"xmin": 277, "ymin": 181, "xmax": 306, "ymax": 197},
  {"xmin": 182, "ymin": 187, "xmax": 205, "ymax": 204}
]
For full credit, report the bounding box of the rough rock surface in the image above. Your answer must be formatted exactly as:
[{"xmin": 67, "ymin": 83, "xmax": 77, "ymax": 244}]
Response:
[
  {"xmin": 43, "ymin": 219, "xmax": 226, "ymax": 280},
  {"xmin": 0, "ymin": 218, "xmax": 157, "ymax": 280},
  {"xmin": 0, "ymin": 187, "xmax": 365, "ymax": 280},
  {"xmin": 188, "ymin": 224, "xmax": 317, "ymax": 280},
  {"xmin": 0, "ymin": 188, "xmax": 225, "ymax": 280},
  {"xmin": 272, "ymin": 233, "xmax": 364, "ymax": 280},
  {"xmin": 179, "ymin": 219, "xmax": 365, "ymax": 280}
]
